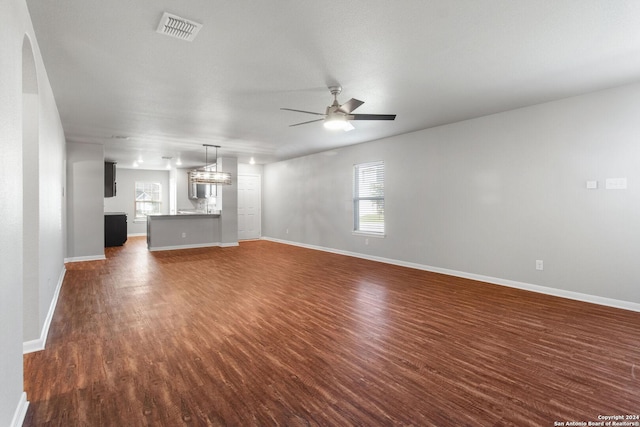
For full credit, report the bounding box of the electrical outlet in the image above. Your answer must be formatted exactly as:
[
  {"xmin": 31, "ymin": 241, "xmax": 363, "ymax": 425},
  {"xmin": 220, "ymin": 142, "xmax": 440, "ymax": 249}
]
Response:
[
  {"xmin": 286, "ymin": 228, "xmax": 289, "ymax": 234},
  {"xmin": 536, "ymin": 260, "xmax": 544, "ymax": 271},
  {"xmin": 181, "ymin": 232, "xmax": 186, "ymax": 238},
  {"xmin": 365, "ymin": 238, "xmax": 369, "ymax": 245}
]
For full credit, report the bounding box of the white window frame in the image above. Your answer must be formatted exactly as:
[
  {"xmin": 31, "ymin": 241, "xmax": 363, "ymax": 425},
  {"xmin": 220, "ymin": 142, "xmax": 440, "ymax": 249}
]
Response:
[
  {"xmin": 134, "ymin": 182, "xmax": 162, "ymax": 219},
  {"xmin": 353, "ymin": 161, "xmax": 385, "ymax": 236}
]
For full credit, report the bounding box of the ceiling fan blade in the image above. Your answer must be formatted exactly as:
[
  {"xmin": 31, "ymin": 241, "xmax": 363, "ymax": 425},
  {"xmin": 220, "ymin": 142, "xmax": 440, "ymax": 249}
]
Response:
[
  {"xmin": 350, "ymin": 114, "xmax": 396, "ymax": 121},
  {"xmin": 280, "ymin": 108, "xmax": 325, "ymax": 116},
  {"xmin": 289, "ymin": 118, "xmax": 324, "ymax": 127},
  {"xmin": 338, "ymin": 98, "xmax": 364, "ymax": 114}
]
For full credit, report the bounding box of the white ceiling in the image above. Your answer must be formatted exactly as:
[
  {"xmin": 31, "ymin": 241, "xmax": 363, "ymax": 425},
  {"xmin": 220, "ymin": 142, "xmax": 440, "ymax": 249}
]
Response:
[{"xmin": 26, "ymin": 0, "xmax": 640, "ymax": 170}]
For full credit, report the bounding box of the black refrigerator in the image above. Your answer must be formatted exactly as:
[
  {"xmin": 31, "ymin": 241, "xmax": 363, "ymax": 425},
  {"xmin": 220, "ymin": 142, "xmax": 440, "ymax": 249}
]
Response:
[{"xmin": 104, "ymin": 212, "xmax": 127, "ymax": 247}]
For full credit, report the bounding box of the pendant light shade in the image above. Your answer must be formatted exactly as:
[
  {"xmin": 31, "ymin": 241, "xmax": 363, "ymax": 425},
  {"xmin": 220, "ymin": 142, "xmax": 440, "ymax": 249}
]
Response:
[{"xmin": 189, "ymin": 144, "xmax": 232, "ymax": 185}]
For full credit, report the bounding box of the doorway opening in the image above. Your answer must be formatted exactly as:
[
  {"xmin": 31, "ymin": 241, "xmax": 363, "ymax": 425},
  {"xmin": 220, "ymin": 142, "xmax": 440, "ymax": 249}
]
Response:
[{"xmin": 22, "ymin": 34, "xmax": 40, "ymax": 342}]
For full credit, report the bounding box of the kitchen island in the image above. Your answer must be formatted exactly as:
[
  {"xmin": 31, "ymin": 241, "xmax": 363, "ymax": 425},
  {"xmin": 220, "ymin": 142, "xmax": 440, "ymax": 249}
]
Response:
[{"xmin": 146, "ymin": 213, "xmax": 222, "ymax": 251}]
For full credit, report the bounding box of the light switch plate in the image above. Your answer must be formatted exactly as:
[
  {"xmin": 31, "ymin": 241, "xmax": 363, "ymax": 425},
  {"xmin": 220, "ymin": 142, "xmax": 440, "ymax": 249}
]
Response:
[
  {"xmin": 586, "ymin": 180, "xmax": 598, "ymax": 189},
  {"xmin": 605, "ymin": 178, "xmax": 627, "ymax": 190}
]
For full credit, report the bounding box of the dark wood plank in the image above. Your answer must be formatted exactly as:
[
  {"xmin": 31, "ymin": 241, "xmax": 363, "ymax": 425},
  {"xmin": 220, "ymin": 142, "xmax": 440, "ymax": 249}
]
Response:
[{"xmin": 24, "ymin": 237, "xmax": 640, "ymax": 426}]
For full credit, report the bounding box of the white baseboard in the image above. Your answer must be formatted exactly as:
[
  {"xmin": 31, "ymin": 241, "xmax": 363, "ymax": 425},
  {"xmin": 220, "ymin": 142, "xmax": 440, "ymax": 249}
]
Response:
[
  {"xmin": 10, "ymin": 392, "xmax": 29, "ymax": 427},
  {"xmin": 24, "ymin": 267, "xmax": 66, "ymax": 354},
  {"xmin": 148, "ymin": 241, "xmax": 240, "ymax": 251},
  {"xmin": 262, "ymin": 237, "xmax": 640, "ymax": 313},
  {"xmin": 127, "ymin": 232, "xmax": 146, "ymax": 237},
  {"xmin": 149, "ymin": 242, "xmax": 222, "ymax": 252},
  {"xmin": 220, "ymin": 242, "xmax": 240, "ymax": 247},
  {"xmin": 64, "ymin": 254, "xmax": 106, "ymax": 263}
]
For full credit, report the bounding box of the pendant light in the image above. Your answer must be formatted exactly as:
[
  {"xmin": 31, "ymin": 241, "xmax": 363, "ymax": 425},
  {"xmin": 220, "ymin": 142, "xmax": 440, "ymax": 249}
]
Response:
[{"xmin": 189, "ymin": 144, "xmax": 232, "ymax": 185}]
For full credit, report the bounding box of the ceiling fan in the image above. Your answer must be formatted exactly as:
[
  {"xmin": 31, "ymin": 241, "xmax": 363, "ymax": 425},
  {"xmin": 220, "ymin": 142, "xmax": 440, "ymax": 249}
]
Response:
[{"xmin": 281, "ymin": 86, "xmax": 396, "ymax": 131}]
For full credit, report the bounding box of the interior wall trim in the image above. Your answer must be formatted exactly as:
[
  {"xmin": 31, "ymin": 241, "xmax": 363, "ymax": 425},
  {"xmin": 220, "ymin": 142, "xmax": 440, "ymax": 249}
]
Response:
[
  {"xmin": 23, "ymin": 267, "xmax": 66, "ymax": 354},
  {"xmin": 261, "ymin": 237, "xmax": 640, "ymax": 313},
  {"xmin": 219, "ymin": 242, "xmax": 240, "ymax": 248},
  {"xmin": 148, "ymin": 242, "xmax": 222, "ymax": 252},
  {"xmin": 10, "ymin": 392, "xmax": 28, "ymax": 427},
  {"xmin": 64, "ymin": 255, "xmax": 106, "ymax": 263},
  {"xmin": 127, "ymin": 233, "xmax": 147, "ymax": 237}
]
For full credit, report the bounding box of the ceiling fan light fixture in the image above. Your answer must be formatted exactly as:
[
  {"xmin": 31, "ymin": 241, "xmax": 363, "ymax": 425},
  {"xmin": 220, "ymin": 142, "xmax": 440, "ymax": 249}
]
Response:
[
  {"xmin": 283, "ymin": 85, "xmax": 395, "ymax": 130},
  {"xmin": 323, "ymin": 116, "xmax": 348, "ymax": 130}
]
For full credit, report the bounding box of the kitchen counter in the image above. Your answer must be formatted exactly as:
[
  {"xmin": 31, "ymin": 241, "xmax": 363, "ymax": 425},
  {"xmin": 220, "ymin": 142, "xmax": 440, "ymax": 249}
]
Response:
[
  {"xmin": 146, "ymin": 213, "xmax": 222, "ymax": 251},
  {"xmin": 150, "ymin": 213, "xmax": 220, "ymax": 219}
]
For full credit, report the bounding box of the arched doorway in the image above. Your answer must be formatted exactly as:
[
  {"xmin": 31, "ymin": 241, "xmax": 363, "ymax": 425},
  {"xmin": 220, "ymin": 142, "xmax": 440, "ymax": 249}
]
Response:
[{"xmin": 22, "ymin": 34, "xmax": 40, "ymax": 343}]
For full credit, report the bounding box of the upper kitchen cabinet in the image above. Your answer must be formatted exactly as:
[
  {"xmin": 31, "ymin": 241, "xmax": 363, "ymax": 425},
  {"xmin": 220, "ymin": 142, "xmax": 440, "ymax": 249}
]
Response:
[{"xmin": 104, "ymin": 161, "xmax": 116, "ymax": 197}]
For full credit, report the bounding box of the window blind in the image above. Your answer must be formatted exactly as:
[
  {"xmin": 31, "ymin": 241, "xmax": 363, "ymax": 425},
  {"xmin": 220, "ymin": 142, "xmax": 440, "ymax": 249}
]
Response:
[
  {"xmin": 135, "ymin": 182, "xmax": 162, "ymax": 218},
  {"xmin": 354, "ymin": 161, "xmax": 384, "ymax": 234}
]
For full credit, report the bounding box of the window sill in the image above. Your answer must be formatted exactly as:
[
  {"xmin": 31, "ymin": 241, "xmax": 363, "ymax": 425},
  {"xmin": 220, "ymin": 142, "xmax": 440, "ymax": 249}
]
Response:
[{"xmin": 352, "ymin": 231, "xmax": 386, "ymax": 238}]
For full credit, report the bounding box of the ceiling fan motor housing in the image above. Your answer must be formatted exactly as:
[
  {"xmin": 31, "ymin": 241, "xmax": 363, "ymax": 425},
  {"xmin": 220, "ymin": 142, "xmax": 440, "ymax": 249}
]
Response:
[{"xmin": 326, "ymin": 105, "xmax": 342, "ymax": 116}]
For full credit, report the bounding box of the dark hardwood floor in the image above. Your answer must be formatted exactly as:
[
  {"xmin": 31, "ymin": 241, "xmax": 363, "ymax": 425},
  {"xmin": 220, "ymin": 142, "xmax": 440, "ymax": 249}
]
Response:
[{"xmin": 23, "ymin": 237, "xmax": 640, "ymax": 426}]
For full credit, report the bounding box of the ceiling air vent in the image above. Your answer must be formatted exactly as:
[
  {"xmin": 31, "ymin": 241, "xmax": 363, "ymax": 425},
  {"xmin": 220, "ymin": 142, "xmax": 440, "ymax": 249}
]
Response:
[{"xmin": 156, "ymin": 12, "xmax": 202, "ymax": 42}]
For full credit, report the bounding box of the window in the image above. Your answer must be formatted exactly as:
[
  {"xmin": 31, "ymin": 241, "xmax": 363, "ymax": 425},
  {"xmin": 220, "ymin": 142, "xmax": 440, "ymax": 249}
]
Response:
[
  {"xmin": 135, "ymin": 182, "xmax": 162, "ymax": 218},
  {"xmin": 353, "ymin": 161, "xmax": 384, "ymax": 235}
]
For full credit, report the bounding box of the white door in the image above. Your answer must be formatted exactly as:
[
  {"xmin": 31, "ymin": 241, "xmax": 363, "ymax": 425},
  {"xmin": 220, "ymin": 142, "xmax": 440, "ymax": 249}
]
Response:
[{"xmin": 238, "ymin": 174, "xmax": 261, "ymax": 240}]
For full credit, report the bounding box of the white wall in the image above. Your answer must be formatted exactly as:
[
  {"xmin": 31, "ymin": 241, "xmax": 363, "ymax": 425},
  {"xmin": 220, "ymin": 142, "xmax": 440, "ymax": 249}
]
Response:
[
  {"xmin": 218, "ymin": 157, "xmax": 238, "ymax": 245},
  {"xmin": 238, "ymin": 163, "xmax": 264, "ymax": 176},
  {"xmin": 0, "ymin": 4, "xmax": 26, "ymax": 419},
  {"xmin": 34, "ymin": 42, "xmax": 66, "ymax": 346},
  {"xmin": 103, "ymin": 168, "xmax": 170, "ymax": 235},
  {"xmin": 22, "ymin": 91, "xmax": 39, "ymax": 342},
  {"xmin": 264, "ymin": 83, "xmax": 640, "ymax": 306},
  {"xmin": 0, "ymin": 0, "xmax": 66, "ymax": 424},
  {"xmin": 66, "ymin": 142, "xmax": 104, "ymax": 261}
]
